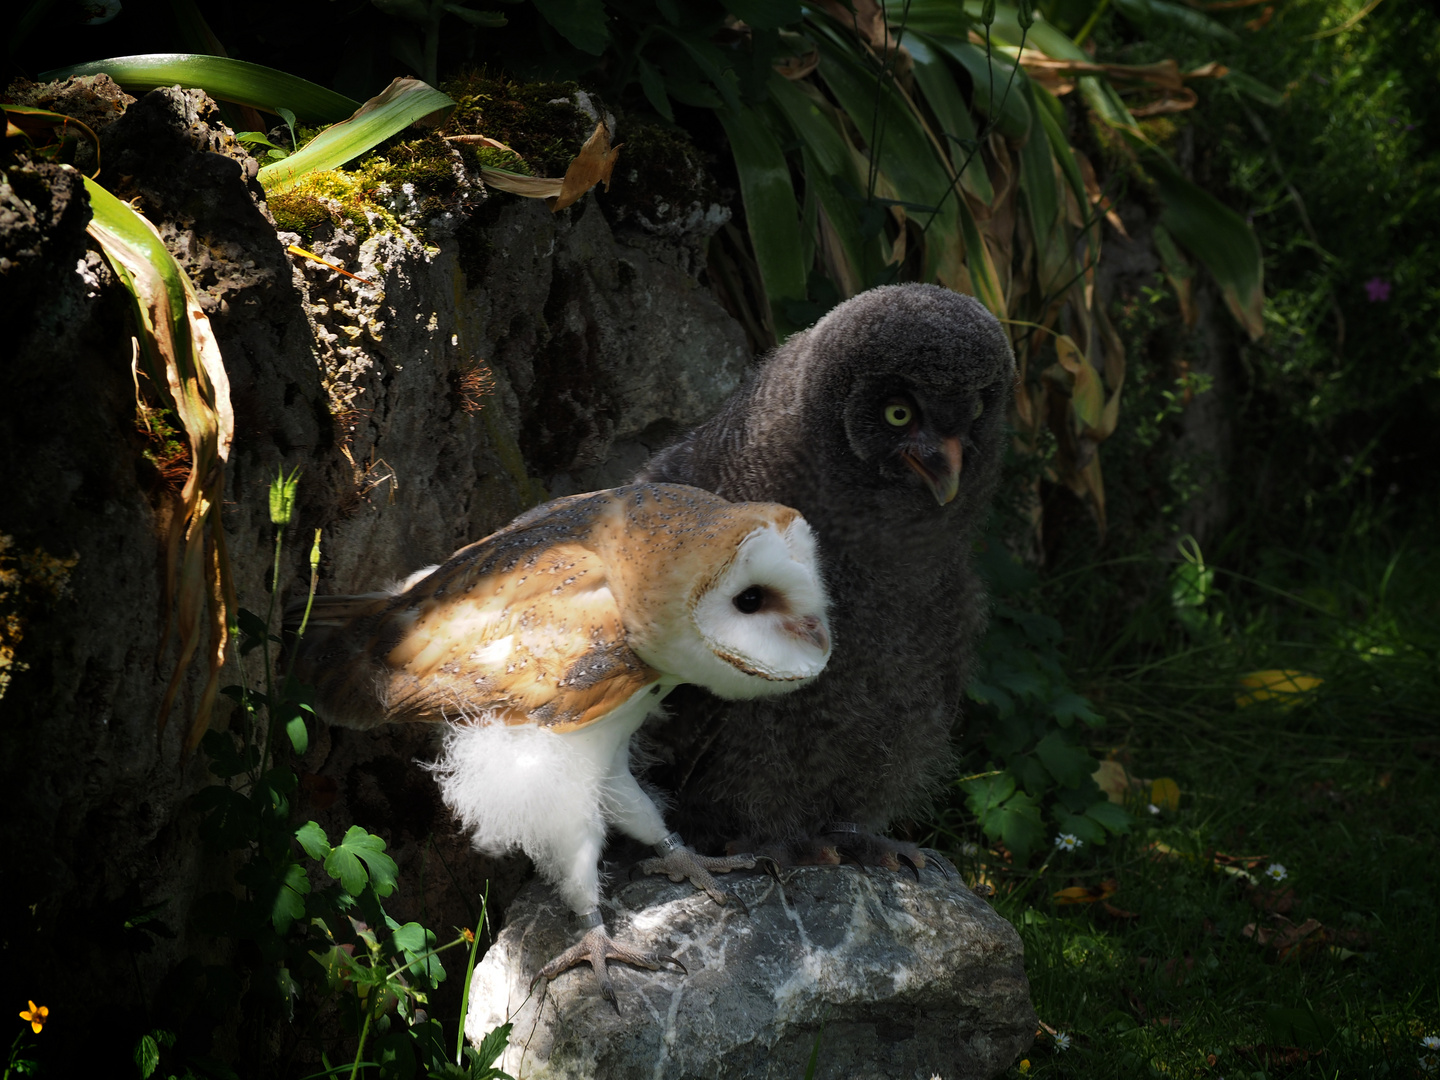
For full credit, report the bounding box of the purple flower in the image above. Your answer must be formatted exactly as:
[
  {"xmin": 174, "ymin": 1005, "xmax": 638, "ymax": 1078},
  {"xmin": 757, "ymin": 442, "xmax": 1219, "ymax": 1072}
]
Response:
[{"xmin": 1364, "ymin": 277, "xmax": 1392, "ymax": 302}]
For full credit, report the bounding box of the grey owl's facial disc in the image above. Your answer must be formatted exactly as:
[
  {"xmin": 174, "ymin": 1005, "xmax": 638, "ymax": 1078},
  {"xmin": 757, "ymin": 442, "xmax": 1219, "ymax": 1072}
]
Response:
[{"xmin": 820, "ymin": 287, "xmax": 1015, "ymax": 504}]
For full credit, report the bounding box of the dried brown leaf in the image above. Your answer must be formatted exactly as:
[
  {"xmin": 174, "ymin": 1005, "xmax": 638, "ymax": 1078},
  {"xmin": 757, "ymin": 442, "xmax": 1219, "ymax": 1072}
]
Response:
[{"xmin": 552, "ymin": 120, "xmax": 621, "ymax": 212}]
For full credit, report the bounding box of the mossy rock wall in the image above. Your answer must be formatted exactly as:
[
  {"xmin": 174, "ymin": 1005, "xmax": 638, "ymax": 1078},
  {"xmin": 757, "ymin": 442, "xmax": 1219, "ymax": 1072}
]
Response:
[{"xmin": 0, "ymin": 83, "xmax": 744, "ymax": 1068}]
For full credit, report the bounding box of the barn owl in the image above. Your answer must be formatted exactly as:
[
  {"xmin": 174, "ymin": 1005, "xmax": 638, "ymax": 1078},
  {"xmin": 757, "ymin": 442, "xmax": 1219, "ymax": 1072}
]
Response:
[
  {"xmin": 635, "ymin": 285, "xmax": 1016, "ymax": 872},
  {"xmin": 287, "ymin": 483, "xmax": 831, "ymax": 1005}
]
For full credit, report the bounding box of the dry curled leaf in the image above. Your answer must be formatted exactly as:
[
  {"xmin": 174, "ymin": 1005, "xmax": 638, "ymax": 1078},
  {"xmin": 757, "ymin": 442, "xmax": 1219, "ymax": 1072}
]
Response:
[
  {"xmin": 1241, "ymin": 914, "xmax": 1368, "ymax": 962},
  {"xmin": 1235, "ymin": 1044, "xmax": 1324, "ymax": 1067},
  {"xmin": 552, "ymin": 120, "xmax": 621, "ymax": 212},
  {"xmin": 1053, "ymin": 879, "xmax": 1119, "ymax": 905},
  {"xmin": 472, "ymin": 121, "xmax": 621, "ymax": 212}
]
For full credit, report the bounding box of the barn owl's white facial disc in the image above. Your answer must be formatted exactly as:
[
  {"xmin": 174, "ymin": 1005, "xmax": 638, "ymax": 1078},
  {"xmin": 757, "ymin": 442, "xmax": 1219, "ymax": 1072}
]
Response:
[{"xmin": 687, "ymin": 517, "xmax": 832, "ymax": 699}]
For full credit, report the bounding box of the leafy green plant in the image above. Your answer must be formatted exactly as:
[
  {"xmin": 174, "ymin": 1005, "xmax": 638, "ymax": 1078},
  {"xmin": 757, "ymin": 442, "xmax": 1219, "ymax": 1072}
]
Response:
[
  {"xmin": 933, "ymin": 542, "xmax": 1133, "ymax": 864},
  {"xmin": 183, "ymin": 470, "xmax": 513, "ymax": 1078},
  {"xmin": 6, "ymin": 60, "xmax": 462, "ymax": 749},
  {"xmin": 476, "ymin": 0, "xmax": 1267, "ymax": 536},
  {"xmin": 80, "ymin": 170, "xmax": 237, "ymax": 754}
]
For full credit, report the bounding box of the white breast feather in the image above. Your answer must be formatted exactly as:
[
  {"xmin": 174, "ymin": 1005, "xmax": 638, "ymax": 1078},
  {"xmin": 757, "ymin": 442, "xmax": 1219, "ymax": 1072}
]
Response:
[{"xmin": 426, "ymin": 682, "xmax": 667, "ymax": 912}]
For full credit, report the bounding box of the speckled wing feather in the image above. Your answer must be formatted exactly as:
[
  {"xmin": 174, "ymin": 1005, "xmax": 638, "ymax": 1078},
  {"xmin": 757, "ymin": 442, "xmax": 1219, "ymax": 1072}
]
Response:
[{"xmin": 298, "ymin": 514, "xmax": 659, "ymax": 735}]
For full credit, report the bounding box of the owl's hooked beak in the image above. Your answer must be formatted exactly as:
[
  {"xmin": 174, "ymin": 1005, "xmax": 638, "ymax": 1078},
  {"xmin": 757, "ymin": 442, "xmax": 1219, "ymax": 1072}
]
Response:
[
  {"xmin": 901, "ymin": 434, "xmax": 964, "ymax": 506},
  {"xmin": 781, "ymin": 613, "xmax": 831, "ymax": 656}
]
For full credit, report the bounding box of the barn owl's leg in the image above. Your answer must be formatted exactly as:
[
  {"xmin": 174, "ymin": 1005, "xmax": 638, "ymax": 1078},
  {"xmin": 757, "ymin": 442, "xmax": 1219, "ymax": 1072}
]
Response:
[
  {"xmin": 531, "ymin": 768, "xmax": 683, "ymax": 1011},
  {"xmin": 601, "ymin": 738, "xmax": 759, "ymax": 906}
]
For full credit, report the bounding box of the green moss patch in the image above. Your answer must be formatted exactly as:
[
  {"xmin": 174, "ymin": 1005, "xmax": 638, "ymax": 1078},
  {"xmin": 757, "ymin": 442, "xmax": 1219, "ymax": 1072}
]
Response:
[{"xmin": 441, "ymin": 70, "xmax": 592, "ymax": 177}]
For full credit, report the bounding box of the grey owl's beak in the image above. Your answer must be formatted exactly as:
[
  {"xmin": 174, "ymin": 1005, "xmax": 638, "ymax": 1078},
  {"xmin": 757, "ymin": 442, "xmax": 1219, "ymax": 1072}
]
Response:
[
  {"xmin": 781, "ymin": 613, "xmax": 830, "ymax": 656},
  {"xmin": 902, "ymin": 434, "xmax": 964, "ymax": 506}
]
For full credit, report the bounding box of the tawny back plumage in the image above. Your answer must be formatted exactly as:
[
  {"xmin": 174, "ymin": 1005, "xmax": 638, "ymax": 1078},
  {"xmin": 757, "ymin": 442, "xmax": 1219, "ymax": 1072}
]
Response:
[{"xmin": 288, "ymin": 484, "xmax": 816, "ymax": 734}]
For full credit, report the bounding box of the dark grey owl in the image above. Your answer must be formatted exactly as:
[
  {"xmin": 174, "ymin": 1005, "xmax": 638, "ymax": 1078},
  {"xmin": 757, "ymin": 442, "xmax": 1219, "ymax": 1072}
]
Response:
[{"xmin": 634, "ymin": 283, "xmax": 1016, "ymax": 867}]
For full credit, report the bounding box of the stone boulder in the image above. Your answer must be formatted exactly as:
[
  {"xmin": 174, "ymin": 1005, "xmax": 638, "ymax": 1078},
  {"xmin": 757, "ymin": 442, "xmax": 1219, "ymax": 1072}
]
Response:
[{"xmin": 466, "ymin": 864, "xmax": 1035, "ymax": 1080}]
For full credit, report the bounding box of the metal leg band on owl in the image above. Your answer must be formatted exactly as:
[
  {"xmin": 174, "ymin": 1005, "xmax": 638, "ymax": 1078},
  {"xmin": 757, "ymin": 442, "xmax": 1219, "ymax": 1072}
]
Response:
[
  {"xmin": 823, "ymin": 821, "xmax": 862, "ymax": 835},
  {"xmin": 576, "ymin": 907, "xmax": 605, "ymax": 931},
  {"xmin": 652, "ymin": 832, "xmax": 686, "ymax": 857}
]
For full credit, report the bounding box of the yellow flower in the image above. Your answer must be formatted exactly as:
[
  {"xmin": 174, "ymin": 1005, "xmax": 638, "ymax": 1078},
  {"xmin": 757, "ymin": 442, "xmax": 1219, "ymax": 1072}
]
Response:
[
  {"xmin": 19, "ymin": 1001, "xmax": 48, "ymax": 1033},
  {"xmin": 461, "ymin": 927, "xmax": 475, "ymax": 943},
  {"xmin": 1018, "ymin": 1060, "xmax": 1031, "ymax": 1074}
]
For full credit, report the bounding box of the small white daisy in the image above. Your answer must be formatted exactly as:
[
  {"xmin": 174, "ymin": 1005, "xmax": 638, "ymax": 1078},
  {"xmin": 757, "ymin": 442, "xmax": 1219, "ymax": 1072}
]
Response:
[
  {"xmin": 1424, "ymin": 1036, "xmax": 1440, "ymax": 1051},
  {"xmin": 1265, "ymin": 862, "xmax": 1288, "ymax": 883},
  {"xmin": 1053, "ymin": 1031, "xmax": 1072, "ymax": 1051},
  {"xmin": 1054, "ymin": 833, "xmax": 1082, "ymax": 852},
  {"xmin": 1420, "ymin": 1052, "xmax": 1439, "ymax": 1075},
  {"xmin": 1147, "ymin": 803, "xmax": 1161, "ymax": 815}
]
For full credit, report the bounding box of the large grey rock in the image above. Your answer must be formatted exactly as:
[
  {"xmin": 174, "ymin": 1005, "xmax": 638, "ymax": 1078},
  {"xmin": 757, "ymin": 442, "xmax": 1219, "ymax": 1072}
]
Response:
[{"xmin": 466, "ymin": 865, "xmax": 1035, "ymax": 1080}]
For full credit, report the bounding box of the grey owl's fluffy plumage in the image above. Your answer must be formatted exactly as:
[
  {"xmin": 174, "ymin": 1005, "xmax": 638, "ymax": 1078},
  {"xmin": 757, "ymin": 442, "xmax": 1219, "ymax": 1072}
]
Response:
[{"xmin": 635, "ymin": 284, "xmax": 1016, "ymax": 862}]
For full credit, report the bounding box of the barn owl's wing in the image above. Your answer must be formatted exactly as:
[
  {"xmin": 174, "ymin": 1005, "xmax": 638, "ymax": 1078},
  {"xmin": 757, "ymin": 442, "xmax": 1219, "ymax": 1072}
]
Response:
[{"xmin": 375, "ymin": 536, "xmax": 660, "ymax": 733}]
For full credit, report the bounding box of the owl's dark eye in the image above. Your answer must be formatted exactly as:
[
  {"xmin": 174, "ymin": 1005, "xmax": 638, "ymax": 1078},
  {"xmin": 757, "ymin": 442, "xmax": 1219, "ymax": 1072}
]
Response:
[
  {"xmin": 883, "ymin": 401, "xmax": 914, "ymax": 427},
  {"xmin": 733, "ymin": 586, "xmax": 766, "ymax": 614}
]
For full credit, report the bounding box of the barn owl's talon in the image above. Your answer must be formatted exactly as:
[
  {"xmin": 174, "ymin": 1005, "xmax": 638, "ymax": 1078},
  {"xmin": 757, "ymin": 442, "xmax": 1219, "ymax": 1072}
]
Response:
[
  {"xmin": 640, "ymin": 839, "xmax": 757, "ymax": 908},
  {"xmin": 534, "ymin": 923, "xmax": 685, "ymax": 1012}
]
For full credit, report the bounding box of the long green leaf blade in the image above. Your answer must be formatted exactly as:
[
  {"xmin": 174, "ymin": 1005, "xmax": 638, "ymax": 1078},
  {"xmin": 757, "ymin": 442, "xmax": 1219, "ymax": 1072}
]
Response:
[
  {"xmin": 82, "ymin": 176, "xmax": 188, "ymax": 375},
  {"xmin": 258, "ymin": 77, "xmax": 455, "ymax": 193},
  {"xmin": 921, "ymin": 36, "xmax": 1032, "ymax": 141},
  {"xmin": 716, "ymin": 102, "xmax": 808, "ymax": 341},
  {"xmin": 907, "ymin": 34, "xmax": 993, "ymax": 204},
  {"xmin": 768, "ymin": 75, "xmax": 878, "ymax": 296},
  {"xmin": 811, "ymin": 27, "xmax": 968, "ymax": 292},
  {"xmin": 41, "ymin": 54, "xmax": 359, "ymax": 122},
  {"xmin": 1017, "ymin": 81, "xmax": 1068, "ymax": 296},
  {"xmin": 1148, "ymin": 155, "xmax": 1265, "ymax": 339}
]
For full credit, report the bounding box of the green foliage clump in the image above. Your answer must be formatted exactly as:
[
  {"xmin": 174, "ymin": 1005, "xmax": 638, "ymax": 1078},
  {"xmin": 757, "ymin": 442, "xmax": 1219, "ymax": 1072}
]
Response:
[
  {"xmin": 125, "ymin": 471, "xmax": 512, "ymax": 1080},
  {"xmin": 1098, "ymin": 0, "xmax": 1440, "ymax": 546},
  {"xmin": 933, "ymin": 544, "xmax": 1133, "ymax": 864}
]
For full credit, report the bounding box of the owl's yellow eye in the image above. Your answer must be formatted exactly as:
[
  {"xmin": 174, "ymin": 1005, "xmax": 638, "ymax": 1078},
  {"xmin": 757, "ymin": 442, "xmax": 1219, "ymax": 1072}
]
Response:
[
  {"xmin": 973, "ymin": 399, "xmax": 984, "ymax": 420},
  {"xmin": 883, "ymin": 402, "xmax": 913, "ymax": 427}
]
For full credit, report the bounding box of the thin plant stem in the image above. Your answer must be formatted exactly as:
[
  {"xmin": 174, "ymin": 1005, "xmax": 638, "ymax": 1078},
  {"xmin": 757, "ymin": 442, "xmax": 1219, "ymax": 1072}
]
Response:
[
  {"xmin": 455, "ymin": 882, "xmax": 490, "ymax": 1065},
  {"xmin": 349, "ymin": 1007, "xmax": 373, "ymax": 1080},
  {"xmin": 4, "ymin": 1031, "xmax": 25, "ymax": 1080},
  {"xmin": 1073, "ymin": 0, "xmax": 1111, "ymax": 47},
  {"xmin": 259, "ymin": 524, "xmax": 286, "ymax": 770}
]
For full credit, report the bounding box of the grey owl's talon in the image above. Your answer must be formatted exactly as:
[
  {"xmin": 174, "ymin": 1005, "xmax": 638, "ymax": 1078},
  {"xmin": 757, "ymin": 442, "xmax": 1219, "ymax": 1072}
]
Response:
[
  {"xmin": 897, "ymin": 852, "xmax": 921, "ymax": 882},
  {"xmin": 719, "ymin": 889, "xmax": 751, "ymax": 917},
  {"xmin": 918, "ymin": 847, "xmax": 958, "ymax": 879}
]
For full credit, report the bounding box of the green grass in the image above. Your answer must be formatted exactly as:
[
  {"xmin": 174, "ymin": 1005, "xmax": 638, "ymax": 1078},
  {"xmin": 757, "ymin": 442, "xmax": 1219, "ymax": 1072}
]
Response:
[{"xmin": 943, "ymin": 534, "xmax": 1440, "ymax": 1077}]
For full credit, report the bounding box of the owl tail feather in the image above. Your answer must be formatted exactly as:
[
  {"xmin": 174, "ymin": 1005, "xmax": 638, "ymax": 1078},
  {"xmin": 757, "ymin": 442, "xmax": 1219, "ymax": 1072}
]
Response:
[{"xmin": 282, "ymin": 592, "xmax": 396, "ymax": 730}]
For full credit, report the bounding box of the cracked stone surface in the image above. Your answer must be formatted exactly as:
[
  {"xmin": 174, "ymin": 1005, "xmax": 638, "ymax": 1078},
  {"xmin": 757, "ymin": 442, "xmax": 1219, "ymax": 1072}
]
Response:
[{"xmin": 466, "ymin": 865, "xmax": 1035, "ymax": 1080}]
